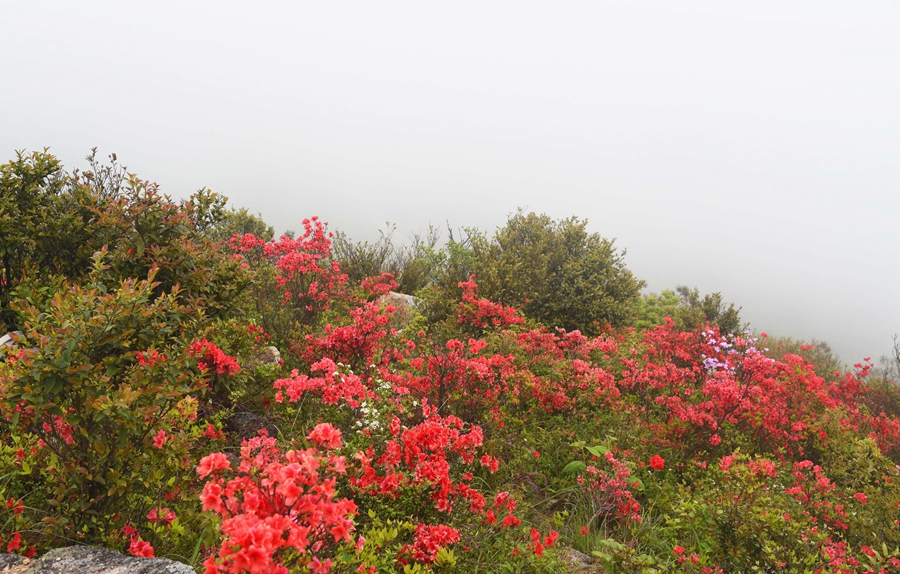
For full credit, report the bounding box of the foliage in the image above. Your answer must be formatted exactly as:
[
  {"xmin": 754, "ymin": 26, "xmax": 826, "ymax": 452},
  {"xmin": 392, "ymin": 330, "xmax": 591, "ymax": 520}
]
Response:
[
  {"xmin": 764, "ymin": 335, "xmax": 844, "ymax": 382},
  {"xmin": 0, "ymin": 150, "xmax": 69, "ymax": 328},
  {"xmin": 468, "ymin": 211, "xmax": 645, "ymax": 335},
  {"xmin": 633, "ymin": 289, "xmax": 681, "ymax": 331},
  {"xmin": 0, "ymin": 254, "xmax": 232, "ymax": 549},
  {"xmin": 0, "ymin": 149, "xmax": 252, "ymax": 331},
  {"xmin": 332, "ymin": 224, "xmax": 440, "ymax": 296},
  {"xmin": 1, "ymin": 149, "xmax": 899, "ymax": 573},
  {"xmin": 207, "ymin": 207, "xmax": 275, "ymax": 244},
  {"xmin": 673, "ymin": 285, "xmax": 743, "ymax": 334}
]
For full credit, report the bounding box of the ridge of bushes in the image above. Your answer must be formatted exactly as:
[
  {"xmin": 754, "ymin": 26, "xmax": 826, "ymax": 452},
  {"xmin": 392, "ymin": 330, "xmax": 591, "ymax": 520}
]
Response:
[{"xmin": 1, "ymin": 150, "xmax": 899, "ymax": 573}]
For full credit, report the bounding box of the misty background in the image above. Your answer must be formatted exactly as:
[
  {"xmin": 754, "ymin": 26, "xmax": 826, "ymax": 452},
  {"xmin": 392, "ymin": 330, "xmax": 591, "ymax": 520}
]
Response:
[{"xmin": 1, "ymin": 1, "xmax": 897, "ymax": 364}]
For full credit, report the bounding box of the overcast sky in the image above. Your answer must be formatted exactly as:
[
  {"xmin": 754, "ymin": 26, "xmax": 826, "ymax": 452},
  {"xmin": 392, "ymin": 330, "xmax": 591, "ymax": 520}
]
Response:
[{"xmin": 2, "ymin": 1, "xmax": 898, "ymax": 364}]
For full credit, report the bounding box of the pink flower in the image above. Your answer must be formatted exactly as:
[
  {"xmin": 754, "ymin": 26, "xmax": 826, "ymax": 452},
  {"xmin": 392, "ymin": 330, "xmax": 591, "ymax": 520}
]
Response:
[
  {"xmin": 152, "ymin": 430, "xmax": 168, "ymax": 449},
  {"xmin": 128, "ymin": 537, "xmax": 155, "ymax": 558},
  {"xmin": 853, "ymin": 492, "xmax": 868, "ymax": 505},
  {"xmin": 196, "ymin": 452, "xmax": 231, "ymax": 479},
  {"xmin": 147, "ymin": 507, "xmax": 176, "ymax": 527},
  {"xmin": 308, "ymin": 423, "xmax": 343, "ymax": 449},
  {"xmin": 200, "ymin": 482, "xmax": 224, "ymax": 513},
  {"xmin": 673, "ymin": 545, "xmax": 686, "ymax": 556}
]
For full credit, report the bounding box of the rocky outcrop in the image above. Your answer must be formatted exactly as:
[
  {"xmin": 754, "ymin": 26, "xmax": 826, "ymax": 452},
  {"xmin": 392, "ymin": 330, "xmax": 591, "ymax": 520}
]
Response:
[{"xmin": 0, "ymin": 547, "xmax": 194, "ymax": 574}]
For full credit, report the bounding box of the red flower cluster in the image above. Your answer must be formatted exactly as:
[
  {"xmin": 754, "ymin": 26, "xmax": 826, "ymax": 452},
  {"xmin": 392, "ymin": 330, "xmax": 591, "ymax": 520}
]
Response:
[
  {"xmin": 403, "ymin": 524, "xmax": 461, "ymax": 563},
  {"xmin": 300, "ymin": 301, "xmax": 394, "ymax": 370},
  {"xmin": 351, "ymin": 406, "xmax": 487, "ymax": 514},
  {"xmin": 197, "ymin": 433, "xmax": 357, "ymax": 574},
  {"xmin": 307, "ymin": 423, "xmax": 342, "ymax": 450},
  {"xmin": 136, "ymin": 349, "xmax": 166, "ymax": 366},
  {"xmin": 274, "ymin": 358, "xmax": 368, "ymax": 408},
  {"xmin": 230, "ymin": 218, "xmax": 348, "ymax": 317},
  {"xmin": 122, "ymin": 525, "xmax": 154, "ymax": 558},
  {"xmin": 457, "ymin": 276, "xmax": 524, "ymax": 329},
  {"xmin": 146, "ymin": 507, "xmax": 176, "ymax": 527},
  {"xmin": 189, "ymin": 339, "xmax": 240, "ymax": 376},
  {"xmin": 529, "ymin": 527, "xmax": 559, "ymax": 557},
  {"xmin": 578, "ymin": 451, "xmax": 642, "ymax": 523}
]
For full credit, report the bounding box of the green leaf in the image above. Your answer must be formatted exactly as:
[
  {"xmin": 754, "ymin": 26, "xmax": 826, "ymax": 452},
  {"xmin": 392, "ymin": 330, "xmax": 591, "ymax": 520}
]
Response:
[
  {"xmin": 596, "ymin": 538, "xmax": 625, "ymax": 551},
  {"xmin": 586, "ymin": 445, "xmax": 609, "ymax": 457},
  {"xmin": 561, "ymin": 461, "xmax": 587, "ymax": 475}
]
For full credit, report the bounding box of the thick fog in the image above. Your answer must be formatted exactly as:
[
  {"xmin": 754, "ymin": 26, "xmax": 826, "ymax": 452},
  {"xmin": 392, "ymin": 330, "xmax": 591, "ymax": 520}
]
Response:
[{"xmin": 2, "ymin": 1, "xmax": 897, "ymax": 364}]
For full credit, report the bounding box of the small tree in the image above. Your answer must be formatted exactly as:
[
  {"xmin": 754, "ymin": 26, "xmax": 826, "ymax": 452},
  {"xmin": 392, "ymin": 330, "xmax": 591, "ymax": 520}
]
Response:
[
  {"xmin": 674, "ymin": 285, "xmax": 743, "ymax": 334},
  {"xmin": 633, "ymin": 289, "xmax": 681, "ymax": 330},
  {"xmin": 470, "ymin": 210, "xmax": 645, "ymax": 335},
  {"xmin": 206, "ymin": 206, "xmax": 274, "ymax": 244}
]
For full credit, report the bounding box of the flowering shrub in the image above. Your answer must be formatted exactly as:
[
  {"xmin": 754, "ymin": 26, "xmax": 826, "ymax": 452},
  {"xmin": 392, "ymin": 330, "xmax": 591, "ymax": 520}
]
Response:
[
  {"xmin": 1, "ymin": 179, "xmax": 899, "ymax": 573},
  {"xmin": 198, "ymin": 432, "xmax": 357, "ymax": 574},
  {"xmin": 350, "ymin": 405, "xmax": 489, "ymax": 515},
  {"xmin": 0, "ymin": 256, "xmax": 224, "ymax": 547},
  {"xmin": 457, "ymin": 275, "xmax": 524, "ymax": 332},
  {"xmin": 228, "ymin": 218, "xmax": 349, "ymax": 353},
  {"xmin": 576, "ymin": 450, "xmax": 642, "ymax": 525}
]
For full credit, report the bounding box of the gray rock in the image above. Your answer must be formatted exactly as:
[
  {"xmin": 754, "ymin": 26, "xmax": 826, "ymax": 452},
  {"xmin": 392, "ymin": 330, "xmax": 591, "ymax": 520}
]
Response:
[
  {"xmin": 229, "ymin": 411, "xmax": 277, "ymax": 439},
  {"xmin": 252, "ymin": 345, "xmax": 282, "ymax": 366},
  {"xmin": 378, "ymin": 291, "xmax": 421, "ymax": 314},
  {"xmin": 0, "ymin": 546, "xmax": 194, "ymax": 574},
  {"xmin": 377, "ymin": 292, "xmax": 422, "ymax": 329},
  {"xmin": 558, "ymin": 546, "xmax": 594, "ymax": 569},
  {"xmin": 0, "ymin": 554, "xmax": 25, "ymax": 570}
]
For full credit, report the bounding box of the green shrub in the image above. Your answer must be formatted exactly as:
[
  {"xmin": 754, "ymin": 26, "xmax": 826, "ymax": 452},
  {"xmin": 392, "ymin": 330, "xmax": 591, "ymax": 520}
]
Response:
[{"xmin": 0, "ymin": 254, "xmax": 223, "ymax": 548}]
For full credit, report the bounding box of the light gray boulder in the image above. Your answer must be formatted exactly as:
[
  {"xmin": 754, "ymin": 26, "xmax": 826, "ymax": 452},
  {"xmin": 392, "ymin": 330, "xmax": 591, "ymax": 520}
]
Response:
[
  {"xmin": 252, "ymin": 345, "xmax": 282, "ymax": 366},
  {"xmin": 558, "ymin": 546, "xmax": 597, "ymax": 572},
  {"xmin": 377, "ymin": 291, "xmax": 422, "ymax": 329},
  {"xmin": 378, "ymin": 291, "xmax": 421, "ymax": 314},
  {"xmin": 0, "ymin": 546, "xmax": 194, "ymax": 574}
]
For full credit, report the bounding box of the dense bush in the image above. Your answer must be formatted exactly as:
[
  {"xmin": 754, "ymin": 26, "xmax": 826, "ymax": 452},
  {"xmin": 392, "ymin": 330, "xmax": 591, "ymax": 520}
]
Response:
[
  {"xmin": 0, "ymin": 255, "xmax": 238, "ymax": 553},
  {"xmin": 634, "ymin": 287, "xmax": 743, "ymax": 335},
  {"xmin": 0, "ymin": 150, "xmax": 251, "ymax": 330},
  {"xmin": 466, "ymin": 211, "xmax": 645, "ymax": 335}
]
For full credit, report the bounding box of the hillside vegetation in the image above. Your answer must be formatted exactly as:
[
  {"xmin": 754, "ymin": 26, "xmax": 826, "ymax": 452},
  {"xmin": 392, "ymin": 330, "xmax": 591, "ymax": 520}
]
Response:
[{"xmin": 1, "ymin": 150, "xmax": 899, "ymax": 573}]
